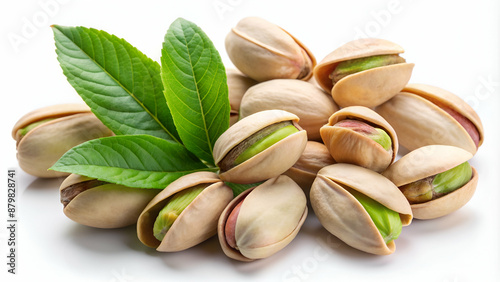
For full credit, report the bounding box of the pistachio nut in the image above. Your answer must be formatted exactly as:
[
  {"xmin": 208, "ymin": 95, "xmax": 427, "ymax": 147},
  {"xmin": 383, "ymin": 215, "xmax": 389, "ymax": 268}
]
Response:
[
  {"xmin": 225, "ymin": 17, "xmax": 316, "ymax": 82},
  {"xmin": 320, "ymin": 106, "xmax": 398, "ymax": 172},
  {"xmin": 227, "ymin": 69, "xmax": 258, "ymax": 126},
  {"xmin": 310, "ymin": 163, "xmax": 412, "ymax": 255},
  {"xmin": 313, "ymin": 38, "xmax": 414, "ymax": 108},
  {"xmin": 213, "ymin": 110, "xmax": 308, "ymax": 184},
  {"xmin": 284, "ymin": 141, "xmax": 336, "ymax": 198},
  {"xmin": 382, "ymin": 145, "xmax": 477, "ymax": 220},
  {"xmin": 60, "ymin": 174, "xmax": 159, "ymax": 228},
  {"xmin": 12, "ymin": 104, "xmax": 114, "ymax": 178},
  {"xmin": 218, "ymin": 175, "xmax": 307, "ymax": 261},
  {"xmin": 376, "ymin": 83, "xmax": 484, "ymax": 154},
  {"xmin": 239, "ymin": 79, "xmax": 339, "ymax": 141},
  {"xmin": 137, "ymin": 172, "xmax": 233, "ymax": 252}
]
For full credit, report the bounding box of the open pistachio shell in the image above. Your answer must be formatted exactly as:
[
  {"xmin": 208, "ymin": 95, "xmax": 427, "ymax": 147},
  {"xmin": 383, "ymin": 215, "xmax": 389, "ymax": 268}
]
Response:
[
  {"xmin": 60, "ymin": 174, "xmax": 159, "ymax": 228},
  {"xmin": 376, "ymin": 84, "xmax": 484, "ymax": 154},
  {"xmin": 284, "ymin": 141, "xmax": 336, "ymax": 198},
  {"xmin": 320, "ymin": 106, "xmax": 398, "ymax": 172},
  {"xmin": 310, "ymin": 163, "xmax": 412, "ymax": 255},
  {"xmin": 12, "ymin": 104, "xmax": 113, "ymax": 178},
  {"xmin": 239, "ymin": 79, "xmax": 339, "ymax": 141},
  {"xmin": 213, "ymin": 110, "xmax": 308, "ymax": 184},
  {"xmin": 382, "ymin": 145, "xmax": 477, "ymax": 219},
  {"xmin": 227, "ymin": 69, "xmax": 258, "ymax": 126},
  {"xmin": 313, "ymin": 38, "xmax": 414, "ymax": 108},
  {"xmin": 137, "ymin": 172, "xmax": 233, "ymax": 252},
  {"xmin": 218, "ymin": 175, "xmax": 307, "ymax": 261},
  {"xmin": 225, "ymin": 17, "xmax": 316, "ymax": 82}
]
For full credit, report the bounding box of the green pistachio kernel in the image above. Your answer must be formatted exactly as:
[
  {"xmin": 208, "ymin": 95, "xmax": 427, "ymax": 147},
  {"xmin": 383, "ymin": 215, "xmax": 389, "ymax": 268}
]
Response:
[
  {"xmin": 18, "ymin": 118, "xmax": 56, "ymax": 136},
  {"xmin": 400, "ymin": 161, "xmax": 472, "ymax": 204},
  {"xmin": 349, "ymin": 189, "xmax": 402, "ymax": 244},
  {"xmin": 219, "ymin": 121, "xmax": 299, "ymax": 171},
  {"xmin": 235, "ymin": 124, "xmax": 299, "ymax": 165},
  {"xmin": 330, "ymin": 54, "xmax": 406, "ymax": 85},
  {"xmin": 433, "ymin": 162, "xmax": 472, "ymax": 195},
  {"xmin": 153, "ymin": 185, "xmax": 206, "ymax": 241},
  {"xmin": 372, "ymin": 128, "xmax": 392, "ymax": 151}
]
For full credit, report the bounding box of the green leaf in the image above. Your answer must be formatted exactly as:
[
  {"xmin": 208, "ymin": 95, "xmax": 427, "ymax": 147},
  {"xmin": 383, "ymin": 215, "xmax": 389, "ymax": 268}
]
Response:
[
  {"xmin": 50, "ymin": 135, "xmax": 213, "ymax": 189},
  {"xmin": 161, "ymin": 18, "xmax": 230, "ymax": 166},
  {"xmin": 52, "ymin": 25, "xmax": 180, "ymax": 142}
]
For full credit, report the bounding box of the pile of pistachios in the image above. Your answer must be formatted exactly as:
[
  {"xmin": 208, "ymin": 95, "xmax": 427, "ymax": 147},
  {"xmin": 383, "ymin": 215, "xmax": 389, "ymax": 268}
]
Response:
[{"xmin": 12, "ymin": 16, "xmax": 483, "ymax": 260}]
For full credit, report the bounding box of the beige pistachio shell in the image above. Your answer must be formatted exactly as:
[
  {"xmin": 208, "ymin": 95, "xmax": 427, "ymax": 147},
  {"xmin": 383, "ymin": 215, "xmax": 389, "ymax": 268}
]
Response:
[
  {"xmin": 227, "ymin": 69, "xmax": 257, "ymax": 126},
  {"xmin": 12, "ymin": 103, "xmax": 91, "ymax": 139},
  {"xmin": 213, "ymin": 110, "xmax": 308, "ymax": 184},
  {"xmin": 376, "ymin": 84, "xmax": 482, "ymax": 154},
  {"xmin": 239, "ymin": 79, "xmax": 339, "ymax": 141},
  {"xmin": 314, "ymin": 38, "xmax": 405, "ymax": 93},
  {"xmin": 313, "ymin": 38, "xmax": 413, "ymax": 108},
  {"xmin": 320, "ymin": 106, "xmax": 398, "ymax": 172},
  {"xmin": 225, "ymin": 17, "xmax": 316, "ymax": 82},
  {"xmin": 284, "ymin": 141, "xmax": 336, "ymax": 198},
  {"xmin": 60, "ymin": 174, "xmax": 159, "ymax": 229},
  {"xmin": 382, "ymin": 145, "xmax": 476, "ymax": 219},
  {"xmin": 13, "ymin": 104, "xmax": 113, "ymax": 178},
  {"xmin": 310, "ymin": 163, "xmax": 412, "ymax": 255},
  {"xmin": 331, "ymin": 63, "xmax": 414, "ymax": 108},
  {"xmin": 218, "ymin": 175, "xmax": 307, "ymax": 261},
  {"xmin": 137, "ymin": 172, "xmax": 233, "ymax": 252}
]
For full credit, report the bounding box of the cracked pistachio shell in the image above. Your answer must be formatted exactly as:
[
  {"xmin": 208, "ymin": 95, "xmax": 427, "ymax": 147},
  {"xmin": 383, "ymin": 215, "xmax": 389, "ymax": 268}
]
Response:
[
  {"xmin": 382, "ymin": 145, "xmax": 477, "ymax": 219},
  {"xmin": 320, "ymin": 106, "xmax": 398, "ymax": 172},
  {"xmin": 12, "ymin": 104, "xmax": 113, "ymax": 178},
  {"xmin": 284, "ymin": 141, "xmax": 336, "ymax": 198},
  {"xmin": 239, "ymin": 79, "xmax": 339, "ymax": 141},
  {"xmin": 227, "ymin": 69, "xmax": 258, "ymax": 126},
  {"xmin": 376, "ymin": 84, "xmax": 484, "ymax": 154},
  {"xmin": 60, "ymin": 174, "xmax": 159, "ymax": 228},
  {"xmin": 137, "ymin": 172, "xmax": 233, "ymax": 252},
  {"xmin": 313, "ymin": 38, "xmax": 414, "ymax": 108},
  {"xmin": 310, "ymin": 163, "xmax": 412, "ymax": 255},
  {"xmin": 213, "ymin": 110, "xmax": 308, "ymax": 184},
  {"xmin": 225, "ymin": 17, "xmax": 316, "ymax": 82},
  {"xmin": 218, "ymin": 175, "xmax": 308, "ymax": 261}
]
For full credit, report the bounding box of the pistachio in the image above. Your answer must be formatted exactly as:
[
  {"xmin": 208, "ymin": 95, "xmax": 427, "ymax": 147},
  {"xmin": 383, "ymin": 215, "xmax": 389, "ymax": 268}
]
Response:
[
  {"xmin": 12, "ymin": 104, "xmax": 114, "ymax": 178},
  {"xmin": 153, "ymin": 185, "xmax": 205, "ymax": 241},
  {"xmin": 310, "ymin": 163, "xmax": 412, "ymax": 255},
  {"xmin": 320, "ymin": 106, "xmax": 397, "ymax": 172},
  {"xmin": 383, "ymin": 145, "xmax": 477, "ymax": 219},
  {"xmin": 60, "ymin": 174, "xmax": 159, "ymax": 228},
  {"xmin": 137, "ymin": 172, "xmax": 233, "ymax": 252},
  {"xmin": 313, "ymin": 38, "xmax": 414, "ymax": 108},
  {"xmin": 376, "ymin": 83, "xmax": 484, "ymax": 154},
  {"xmin": 400, "ymin": 162, "xmax": 472, "ymax": 204},
  {"xmin": 239, "ymin": 79, "xmax": 339, "ymax": 141},
  {"xmin": 225, "ymin": 17, "xmax": 316, "ymax": 82},
  {"xmin": 213, "ymin": 110, "xmax": 307, "ymax": 184},
  {"xmin": 218, "ymin": 175, "xmax": 307, "ymax": 261},
  {"xmin": 330, "ymin": 54, "xmax": 406, "ymax": 85},
  {"xmin": 334, "ymin": 120, "xmax": 392, "ymax": 151}
]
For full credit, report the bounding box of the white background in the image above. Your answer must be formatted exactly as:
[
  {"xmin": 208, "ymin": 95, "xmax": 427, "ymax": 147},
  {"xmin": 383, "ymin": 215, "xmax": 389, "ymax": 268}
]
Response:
[{"xmin": 1, "ymin": 0, "xmax": 499, "ymax": 281}]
